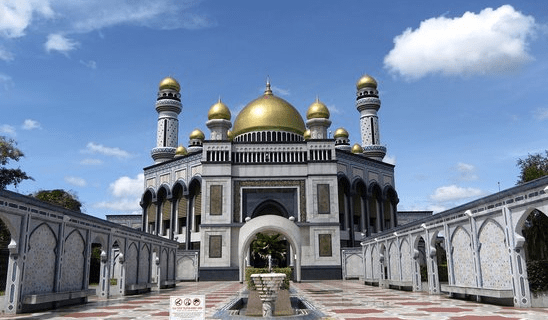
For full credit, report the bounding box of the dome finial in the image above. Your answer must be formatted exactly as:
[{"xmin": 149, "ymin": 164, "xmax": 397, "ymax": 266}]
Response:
[{"xmin": 265, "ymin": 76, "xmax": 272, "ymax": 95}]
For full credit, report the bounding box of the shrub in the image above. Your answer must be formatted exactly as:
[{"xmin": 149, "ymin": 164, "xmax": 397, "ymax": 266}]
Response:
[
  {"xmin": 527, "ymin": 260, "xmax": 548, "ymax": 293},
  {"xmin": 245, "ymin": 267, "xmax": 292, "ymax": 290}
]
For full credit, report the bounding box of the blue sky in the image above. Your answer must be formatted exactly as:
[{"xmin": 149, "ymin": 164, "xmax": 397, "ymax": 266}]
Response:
[{"xmin": 1, "ymin": 0, "xmax": 547, "ymax": 218}]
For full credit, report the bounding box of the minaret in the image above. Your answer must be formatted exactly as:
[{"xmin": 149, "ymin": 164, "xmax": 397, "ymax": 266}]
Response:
[
  {"xmin": 151, "ymin": 77, "xmax": 182, "ymax": 163},
  {"xmin": 206, "ymin": 98, "xmax": 232, "ymax": 140},
  {"xmin": 306, "ymin": 97, "xmax": 331, "ymax": 139},
  {"xmin": 356, "ymin": 75, "xmax": 386, "ymax": 161}
]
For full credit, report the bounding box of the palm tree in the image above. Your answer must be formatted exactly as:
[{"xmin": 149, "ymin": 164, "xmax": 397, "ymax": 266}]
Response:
[{"xmin": 250, "ymin": 233, "xmax": 287, "ymax": 269}]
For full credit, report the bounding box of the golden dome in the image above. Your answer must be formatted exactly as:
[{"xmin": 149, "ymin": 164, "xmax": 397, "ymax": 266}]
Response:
[
  {"xmin": 306, "ymin": 98, "xmax": 330, "ymax": 119},
  {"xmin": 227, "ymin": 130, "xmax": 234, "ymax": 141},
  {"xmin": 303, "ymin": 129, "xmax": 311, "ymax": 140},
  {"xmin": 334, "ymin": 127, "xmax": 349, "ymax": 138},
  {"xmin": 232, "ymin": 82, "xmax": 306, "ymax": 136},
  {"xmin": 208, "ymin": 98, "xmax": 231, "ymax": 120},
  {"xmin": 356, "ymin": 75, "xmax": 377, "ymax": 90},
  {"xmin": 189, "ymin": 129, "xmax": 205, "ymax": 140},
  {"xmin": 175, "ymin": 145, "xmax": 188, "ymax": 156},
  {"xmin": 159, "ymin": 76, "xmax": 180, "ymax": 92},
  {"xmin": 351, "ymin": 143, "xmax": 364, "ymax": 154}
]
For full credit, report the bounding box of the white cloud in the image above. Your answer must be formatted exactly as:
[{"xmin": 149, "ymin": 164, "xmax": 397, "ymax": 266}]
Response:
[
  {"xmin": 0, "ymin": 47, "xmax": 14, "ymax": 61},
  {"xmin": 93, "ymin": 173, "xmax": 144, "ymax": 212},
  {"xmin": 384, "ymin": 5, "xmax": 537, "ymax": 80},
  {"xmin": 45, "ymin": 33, "xmax": 78, "ymax": 54},
  {"xmin": 0, "ymin": 73, "xmax": 14, "ymax": 92},
  {"xmin": 455, "ymin": 162, "xmax": 478, "ymax": 181},
  {"xmin": 430, "ymin": 185, "xmax": 484, "ymax": 202},
  {"xmin": 534, "ymin": 108, "xmax": 548, "ymax": 121},
  {"xmin": 383, "ymin": 154, "xmax": 396, "ymax": 165},
  {"xmin": 0, "ymin": 124, "xmax": 16, "ymax": 136},
  {"xmin": 0, "ymin": 0, "xmax": 54, "ymax": 38},
  {"xmin": 79, "ymin": 60, "xmax": 97, "ymax": 69},
  {"xmin": 271, "ymin": 85, "xmax": 290, "ymax": 96},
  {"xmin": 80, "ymin": 158, "xmax": 103, "ymax": 165},
  {"xmin": 64, "ymin": 175, "xmax": 86, "ymax": 187},
  {"xmin": 22, "ymin": 119, "xmax": 41, "ymax": 130},
  {"xmin": 82, "ymin": 142, "xmax": 131, "ymax": 159},
  {"xmin": 109, "ymin": 173, "xmax": 144, "ymax": 198}
]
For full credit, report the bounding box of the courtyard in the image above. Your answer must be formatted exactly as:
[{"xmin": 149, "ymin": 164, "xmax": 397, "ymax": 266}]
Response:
[{"xmin": 2, "ymin": 280, "xmax": 548, "ymax": 320}]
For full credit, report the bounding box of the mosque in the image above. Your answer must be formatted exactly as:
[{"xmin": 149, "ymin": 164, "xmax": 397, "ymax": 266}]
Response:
[{"xmin": 140, "ymin": 75, "xmax": 398, "ymax": 281}]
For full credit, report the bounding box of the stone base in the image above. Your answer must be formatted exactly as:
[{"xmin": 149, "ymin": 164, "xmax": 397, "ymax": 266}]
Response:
[{"xmin": 246, "ymin": 289, "xmax": 293, "ymax": 317}]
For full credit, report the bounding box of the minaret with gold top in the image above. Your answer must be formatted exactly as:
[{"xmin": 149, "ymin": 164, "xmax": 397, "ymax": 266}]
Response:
[
  {"xmin": 306, "ymin": 97, "xmax": 331, "ymax": 139},
  {"xmin": 151, "ymin": 77, "xmax": 182, "ymax": 163},
  {"xmin": 356, "ymin": 75, "xmax": 386, "ymax": 161}
]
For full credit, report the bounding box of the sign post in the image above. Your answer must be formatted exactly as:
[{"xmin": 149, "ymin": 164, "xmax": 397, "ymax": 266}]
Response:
[{"xmin": 170, "ymin": 295, "xmax": 205, "ymax": 320}]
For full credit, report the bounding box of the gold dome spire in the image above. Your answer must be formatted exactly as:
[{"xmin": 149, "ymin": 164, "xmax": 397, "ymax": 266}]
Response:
[
  {"xmin": 356, "ymin": 75, "xmax": 377, "ymax": 90},
  {"xmin": 351, "ymin": 143, "xmax": 364, "ymax": 154},
  {"xmin": 232, "ymin": 80, "xmax": 306, "ymax": 137},
  {"xmin": 175, "ymin": 145, "xmax": 188, "ymax": 157},
  {"xmin": 303, "ymin": 129, "xmax": 311, "ymax": 140},
  {"xmin": 189, "ymin": 129, "xmax": 205, "ymax": 140},
  {"xmin": 208, "ymin": 98, "xmax": 231, "ymax": 120},
  {"xmin": 334, "ymin": 127, "xmax": 349, "ymax": 138},
  {"xmin": 306, "ymin": 97, "xmax": 330, "ymax": 120},
  {"xmin": 159, "ymin": 76, "xmax": 180, "ymax": 92}
]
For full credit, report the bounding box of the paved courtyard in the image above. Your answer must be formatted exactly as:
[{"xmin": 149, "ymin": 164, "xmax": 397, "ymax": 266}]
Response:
[{"xmin": 2, "ymin": 280, "xmax": 548, "ymax": 319}]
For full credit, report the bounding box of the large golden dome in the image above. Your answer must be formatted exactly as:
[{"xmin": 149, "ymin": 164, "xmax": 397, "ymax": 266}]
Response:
[
  {"xmin": 356, "ymin": 75, "xmax": 377, "ymax": 90},
  {"xmin": 306, "ymin": 98, "xmax": 330, "ymax": 119},
  {"xmin": 232, "ymin": 82, "xmax": 306, "ymax": 137},
  {"xmin": 159, "ymin": 76, "xmax": 180, "ymax": 92},
  {"xmin": 208, "ymin": 98, "xmax": 231, "ymax": 120}
]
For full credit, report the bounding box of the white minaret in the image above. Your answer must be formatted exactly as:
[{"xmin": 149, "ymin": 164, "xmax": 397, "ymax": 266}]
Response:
[
  {"xmin": 206, "ymin": 98, "xmax": 232, "ymax": 140},
  {"xmin": 151, "ymin": 77, "xmax": 182, "ymax": 163},
  {"xmin": 306, "ymin": 97, "xmax": 331, "ymax": 139},
  {"xmin": 356, "ymin": 75, "xmax": 386, "ymax": 161}
]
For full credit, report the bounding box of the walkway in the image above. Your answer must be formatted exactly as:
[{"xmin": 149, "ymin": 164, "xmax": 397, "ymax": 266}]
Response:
[{"xmin": 2, "ymin": 280, "xmax": 548, "ymax": 319}]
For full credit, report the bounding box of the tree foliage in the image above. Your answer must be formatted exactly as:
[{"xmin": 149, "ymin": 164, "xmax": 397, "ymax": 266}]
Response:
[
  {"xmin": 32, "ymin": 189, "xmax": 82, "ymax": 212},
  {"xmin": 250, "ymin": 232, "xmax": 287, "ymax": 263},
  {"xmin": 517, "ymin": 150, "xmax": 548, "ymax": 184},
  {"xmin": 0, "ymin": 136, "xmax": 32, "ymax": 189}
]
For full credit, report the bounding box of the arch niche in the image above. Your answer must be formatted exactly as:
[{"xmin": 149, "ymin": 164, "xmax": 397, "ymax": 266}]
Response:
[{"xmin": 238, "ymin": 215, "xmax": 302, "ymax": 283}]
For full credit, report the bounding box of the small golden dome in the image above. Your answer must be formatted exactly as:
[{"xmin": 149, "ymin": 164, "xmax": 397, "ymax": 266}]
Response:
[
  {"xmin": 227, "ymin": 130, "xmax": 234, "ymax": 141},
  {"xmin": 208, "ymin": 98, "xmax": 231, "ymax": 120},
  {"xmin": 356, "ymin": 75, "xmax": 377, "ymax": 90},
  {"xmin": 351, "ymin": 143, "xmax": 363, "ymax": 154},
  {"xmin": 334, "ymin": 127, "xmax": 349, "ymax": 138},
  {"xmin": 189, "ymin": 129, "xmax": 205, "ymax": 140},
  {"xmin": 175, "ymin": 145, "xmax": 188, "ymax": 156},
  {"xmin": 232, "ymin": 81, "xmax": 306, "ymax": 137},
  {"xmin": 159, "ymin": 76, "xmax": 180, "ymax": 92},
  {"xmin": 306, "ymin": 98, "xmax": 330, "ymax": 119},
  {"xmin": 303, "ymin": 129, "xmax": 311, "ymax": 140}
]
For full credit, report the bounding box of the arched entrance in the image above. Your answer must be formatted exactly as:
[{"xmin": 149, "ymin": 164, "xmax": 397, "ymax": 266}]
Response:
[{"xmin": 238, "ymin": 215, "xmax": 302, "ymax": 282}]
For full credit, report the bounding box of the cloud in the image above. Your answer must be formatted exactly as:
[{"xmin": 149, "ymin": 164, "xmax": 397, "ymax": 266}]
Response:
[
  {"xmin": 534, "ymin": 108, "xmax": 548, "ymax": 121},
  {"xmin": 80, "ymin": 158, "xmax": 103, "ymax": 165},
  {"xmin": 22, "ymin": 119, "xmax": 41, "ymax": 130},
  {"xmin": 0, "ymin": 47, "xmax": 14, "ymax": 61},
  {"xmin": 271, "ymin": 85, "xmax": 290, "ymax": 96},
  {"xmin": 383, "ymin": 155, "xmax": 396, "ymax": 165},
  {"xmin": 45, "ymin": 33, "xmax": 78, "ymax": 54},
  {"xmin": 79, "ymin": 60, "xmax": 97, "ymax": 69},
  {"xmin": 384, "ymin": 5, "xmax": 538, "ymax": 80},
  {"xmin": 430, "ymin": 185, "xmax": 484, "ymax": 202},
  {"xmin": 0, "ymin": 0, "xmax": 54, "ymax": 38},
  {"xmin": 327, "ymin": 104, "xmax": 340, "ymax": 114},
  {"xmin": 0, "ymin": 73, "xmax": 14, "ymax": 92},
  {"xmin": 64, "ymin": 175, "xmax": 86, "ymax": 187},
  {"xmin": 93, "ymin": 173, "xmax": 144, "ymax": 212},
  {"xmin": 455, "ymin": 162, "xmax": 478, "ymax": 181},
  {"xmin": 0, "ymin": 124, "xmax": 16, "ymax": 136},
  {"xmin": 82, "ymin": 142, "xmax": 131, "ymax": 159},
  {"xmin": 109, "ymin": 173, "xmax": 144, "ymax": 198}
]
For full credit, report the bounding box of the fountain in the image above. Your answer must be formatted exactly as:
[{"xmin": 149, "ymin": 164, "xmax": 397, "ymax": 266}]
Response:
[{"xmin": 251, "ymin": 273, "xmax": 286, "ymax": 317}]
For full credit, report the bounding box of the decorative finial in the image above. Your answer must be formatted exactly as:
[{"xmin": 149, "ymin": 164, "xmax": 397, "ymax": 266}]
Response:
[
  {"xmin": 315, "ymin": 95, "xmax": 319, "ymax": 103},
  {"xmin": 218, "ymin": 96, "xmax": 222, "ymax": 103},
  {"xmin": 265, "ymin": 76, "xmax": 272, "ymax": 95}
]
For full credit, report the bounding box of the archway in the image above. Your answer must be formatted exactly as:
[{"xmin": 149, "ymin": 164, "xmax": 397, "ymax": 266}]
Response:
[
  {"xmin": 416, "ymin": 236, "xmax": 427, "ymax": 290},
  {"xmin": 521, "ymin": 209, "xmax": 548, "ymax": 293},
  {"xmin": 238, "ymin": 215, "xmax": 302, "ymax": 282},
  {"xmin": 0, "ymin": 219, "xmax": 10, "ymax": 296}
]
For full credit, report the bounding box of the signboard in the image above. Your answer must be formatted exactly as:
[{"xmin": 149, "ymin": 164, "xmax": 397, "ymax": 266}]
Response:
[{"xmin": 170, "ymin": 295, "xmax": 205, "ymax": 320}]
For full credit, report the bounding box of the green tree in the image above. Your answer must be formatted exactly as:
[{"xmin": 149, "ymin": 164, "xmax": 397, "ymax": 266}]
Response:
[
  {"xmin": 32, "ymin": 189, "xmax": 83, "ymax": 212},
  {"xmin": 517, "ymin": 151, "xmax": 548, "ymax": 184},
  {"xmin": 250, "ymin": 232, "xmax": 286, "ymax": 267},
  {"xmin": 0, "ymin": 136, "xmax": 33, "ymax": 189}
]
